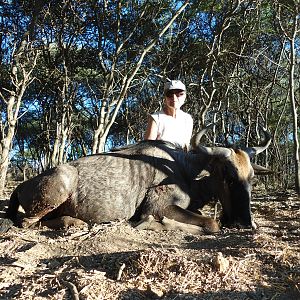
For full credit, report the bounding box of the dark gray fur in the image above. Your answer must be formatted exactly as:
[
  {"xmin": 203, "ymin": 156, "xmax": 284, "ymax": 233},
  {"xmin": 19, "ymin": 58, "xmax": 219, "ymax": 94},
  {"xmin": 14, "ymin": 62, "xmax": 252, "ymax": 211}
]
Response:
[{"xmin": 5, "ymin": 140, "xmax": 259, "ymax": 233}]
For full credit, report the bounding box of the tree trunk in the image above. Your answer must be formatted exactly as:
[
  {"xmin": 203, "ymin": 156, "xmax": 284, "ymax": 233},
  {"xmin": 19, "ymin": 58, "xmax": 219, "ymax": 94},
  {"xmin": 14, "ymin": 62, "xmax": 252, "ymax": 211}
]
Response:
[
  {"xmin": 0, "ymin": 136, "xmax": 13, "ymax": 196},
  {"xmin": 289, "ymin": 33, "xmax": 300, "ymax": 194},
  {"xmin": 0, "ymin": 40, "xmax": 39, "ymax": 195},
  {"xmin": 0, "ymin": 93, "xmax": 24, "ymax": 195}
]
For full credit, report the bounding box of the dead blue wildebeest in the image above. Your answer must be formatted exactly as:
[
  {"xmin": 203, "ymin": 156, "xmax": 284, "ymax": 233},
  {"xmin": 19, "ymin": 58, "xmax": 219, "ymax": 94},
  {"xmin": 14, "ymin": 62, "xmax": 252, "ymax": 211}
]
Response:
[{"xmin": 3, "ymin": 129, "xmax": 271, "ymax": 234}]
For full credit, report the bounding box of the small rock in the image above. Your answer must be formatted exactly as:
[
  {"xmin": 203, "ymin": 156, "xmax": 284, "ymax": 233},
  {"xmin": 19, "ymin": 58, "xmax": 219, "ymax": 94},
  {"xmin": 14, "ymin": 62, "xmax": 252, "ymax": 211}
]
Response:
[
  {"xmin": 146, "ymin": 284, "xmax": 164, "ymax": 298},
  {"xmin": 0, "ymin": 218, "xmax": 14, "ymax": 233},
  {"xmin": 213, "ymin": 252, "xmax": 230, "ymax": 273}
]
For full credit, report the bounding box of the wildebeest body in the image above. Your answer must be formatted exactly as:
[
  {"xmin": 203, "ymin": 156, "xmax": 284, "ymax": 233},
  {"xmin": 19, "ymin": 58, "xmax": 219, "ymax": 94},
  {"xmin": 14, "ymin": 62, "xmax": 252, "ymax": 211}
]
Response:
[{"xmin": 6, "ymin": 131, "xmax": 271, "ymax": 233}]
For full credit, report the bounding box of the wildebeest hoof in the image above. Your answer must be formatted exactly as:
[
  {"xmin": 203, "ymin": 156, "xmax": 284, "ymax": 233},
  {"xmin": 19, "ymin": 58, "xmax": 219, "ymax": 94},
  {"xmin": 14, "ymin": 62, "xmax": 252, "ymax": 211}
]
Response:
[
  {"xmin": 21, "ymin": 217, "xmax": 40, "ymax": 228},
  {"xmin": 204, "ymin": 219, "xmax": 220, "ymax": 234},
  {"xmin": 134, "ymin": 215, "xmax": 157, "ymax": 230}
]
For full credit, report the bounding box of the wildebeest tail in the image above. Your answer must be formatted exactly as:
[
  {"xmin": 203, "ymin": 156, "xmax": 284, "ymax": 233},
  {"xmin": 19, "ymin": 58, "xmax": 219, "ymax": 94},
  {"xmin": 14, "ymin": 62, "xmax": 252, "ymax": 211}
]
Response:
[{"xmin": 6, "ymin": 187, "xmax": 20, "ymax": 221}]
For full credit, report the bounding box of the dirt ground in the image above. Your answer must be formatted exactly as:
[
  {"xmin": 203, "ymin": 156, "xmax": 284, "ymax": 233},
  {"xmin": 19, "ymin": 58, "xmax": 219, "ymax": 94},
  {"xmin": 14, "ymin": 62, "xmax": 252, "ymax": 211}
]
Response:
[{"xmin": 0, "ymin": 182, "xmax": 299, "ymax": 300}]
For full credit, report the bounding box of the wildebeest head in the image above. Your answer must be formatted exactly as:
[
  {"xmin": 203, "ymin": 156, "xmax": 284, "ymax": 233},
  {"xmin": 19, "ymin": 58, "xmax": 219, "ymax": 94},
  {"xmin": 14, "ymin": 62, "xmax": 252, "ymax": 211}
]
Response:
[{"xmin": 192, "ymin": 127, "xmax": 272, "ymax": 229}]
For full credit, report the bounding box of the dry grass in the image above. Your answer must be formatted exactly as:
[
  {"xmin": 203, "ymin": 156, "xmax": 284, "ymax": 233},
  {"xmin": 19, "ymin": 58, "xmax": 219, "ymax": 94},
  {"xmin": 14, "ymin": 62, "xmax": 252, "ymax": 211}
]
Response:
[{"xmin": 0, "ymin": 183, "xmax": 299, "ymax": 300}]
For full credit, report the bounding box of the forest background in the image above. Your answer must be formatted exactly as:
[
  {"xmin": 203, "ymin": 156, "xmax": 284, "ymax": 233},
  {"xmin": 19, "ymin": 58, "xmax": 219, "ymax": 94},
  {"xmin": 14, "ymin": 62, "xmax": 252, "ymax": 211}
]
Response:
[{"xmin": 0, "ymin": 0, "xmax": 299, "ymax": 196}]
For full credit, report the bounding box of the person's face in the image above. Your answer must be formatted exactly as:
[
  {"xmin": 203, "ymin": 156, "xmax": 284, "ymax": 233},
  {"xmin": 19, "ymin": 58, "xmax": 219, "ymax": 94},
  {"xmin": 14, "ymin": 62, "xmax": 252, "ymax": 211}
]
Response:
[{"xmin": 164, "ymin": 89, "xmax": 186, "ymax": 109}]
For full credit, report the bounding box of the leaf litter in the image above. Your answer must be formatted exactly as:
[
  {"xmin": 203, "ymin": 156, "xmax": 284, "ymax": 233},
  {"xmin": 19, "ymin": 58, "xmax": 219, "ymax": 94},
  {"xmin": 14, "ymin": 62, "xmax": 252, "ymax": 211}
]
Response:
[{"xmin": 0, "ymin": 184, "xmax": 299, "ymax": 300}]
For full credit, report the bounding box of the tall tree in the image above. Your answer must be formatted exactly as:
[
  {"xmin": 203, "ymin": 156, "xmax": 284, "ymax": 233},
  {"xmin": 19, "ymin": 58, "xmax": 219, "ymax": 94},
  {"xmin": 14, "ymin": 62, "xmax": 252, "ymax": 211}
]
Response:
[
  {"xmin": 0, "ymin": 1, "xmax": 40, "ymax": 195},
  {"xmin": 274, "ymin": 0, "xmax": 300, "ymax": 194}
]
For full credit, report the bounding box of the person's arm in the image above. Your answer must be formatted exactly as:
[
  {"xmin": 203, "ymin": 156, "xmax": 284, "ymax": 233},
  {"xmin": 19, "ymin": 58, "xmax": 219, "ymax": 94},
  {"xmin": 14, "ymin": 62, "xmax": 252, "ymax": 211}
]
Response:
[
  {"xmin": 184, "ymin": 115, "xmax": 194, "ymax": 151},
  {"xmin": 187, "ymin": 116, "xmax": 193, "ymax": 144},
  {"xmin": 144, "ymin": 115, "xmax": 158, "ymax": 140}
]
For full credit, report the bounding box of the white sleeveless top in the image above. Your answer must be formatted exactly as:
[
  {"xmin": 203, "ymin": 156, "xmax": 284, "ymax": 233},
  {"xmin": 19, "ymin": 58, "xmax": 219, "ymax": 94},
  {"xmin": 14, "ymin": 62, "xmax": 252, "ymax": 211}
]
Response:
[{"xmin": 151, "ymin": 109, "xmax": 193, "ymax": 148}]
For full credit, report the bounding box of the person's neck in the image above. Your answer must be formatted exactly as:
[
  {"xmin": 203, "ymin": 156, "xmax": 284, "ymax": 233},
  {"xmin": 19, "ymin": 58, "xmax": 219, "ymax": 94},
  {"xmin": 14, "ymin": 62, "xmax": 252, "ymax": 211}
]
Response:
[{"xmin": 163, "ymin": 106, "xmax": 179, "ymax": 117}]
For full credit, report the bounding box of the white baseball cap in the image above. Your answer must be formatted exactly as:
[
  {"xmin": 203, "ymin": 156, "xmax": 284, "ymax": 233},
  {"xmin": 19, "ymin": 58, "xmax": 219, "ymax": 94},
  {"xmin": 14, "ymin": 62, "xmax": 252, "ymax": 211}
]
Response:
[{"xmin": 164, "ymin": 80, "xmax": 186, "ymax": 93}]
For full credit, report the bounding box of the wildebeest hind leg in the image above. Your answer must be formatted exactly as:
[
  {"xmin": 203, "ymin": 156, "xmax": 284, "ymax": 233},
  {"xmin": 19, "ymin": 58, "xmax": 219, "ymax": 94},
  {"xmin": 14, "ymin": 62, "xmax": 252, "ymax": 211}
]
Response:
[
  {"xmin": 134, "ymin": 214, "xmax": 212, "ymax": 235},
  {"xmin": 40, "ymin": 216, "xmax": 87, "ymax": 230},
  {"xmin": 163, "ymin": 205, "xmax": 220, "ymax": 233},
  {"xmin": 16, "ymin": 165, "xmax": 78, "ymax": 229}
]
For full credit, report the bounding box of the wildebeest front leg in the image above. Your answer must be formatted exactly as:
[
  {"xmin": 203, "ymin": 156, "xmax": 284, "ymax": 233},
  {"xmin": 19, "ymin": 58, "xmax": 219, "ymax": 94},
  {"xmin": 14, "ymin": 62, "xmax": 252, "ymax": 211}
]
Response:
[
  {"xmin": 137, "ymin": 184, "xmax": 219, "ymax": 234},
  {"xmin": 134, "ymin": 215, "xmax": 205, "ymax": 235},
  {"xmin": 163, "ymin": 205, "xmax": 220, "ymax": 233}
]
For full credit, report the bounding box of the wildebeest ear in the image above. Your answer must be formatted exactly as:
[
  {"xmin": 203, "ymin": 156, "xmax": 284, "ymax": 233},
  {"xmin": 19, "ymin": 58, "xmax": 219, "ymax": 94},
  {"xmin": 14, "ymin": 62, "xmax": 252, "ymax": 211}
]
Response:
[{"xmin": 251, "ymin": 163, "xmax": 273, "ymax": 175}]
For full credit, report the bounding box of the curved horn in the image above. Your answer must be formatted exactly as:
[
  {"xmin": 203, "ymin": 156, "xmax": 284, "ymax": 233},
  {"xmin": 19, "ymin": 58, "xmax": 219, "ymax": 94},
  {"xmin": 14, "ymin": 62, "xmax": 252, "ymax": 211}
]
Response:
[
  {"xmin": 243, "ymin": 127, "xmax": 272, "ymax": 158},
  {"xmin": 196, "ymin": 145, "xmax": 232, "ymax": 158},
  {"xmin": 191, "ymin": 126, "xmax": 211, "ymax": 148},
  {"xmin": 251, "ymin": 163, "xmax": 273, "ymax": 175},
  {"xmin": 191, "ymin": 123, "xmax": 217, "ymax": 148},
  {"xmin": 192, "ymin": 124, "xmax": 232, "ymax": 158}
]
